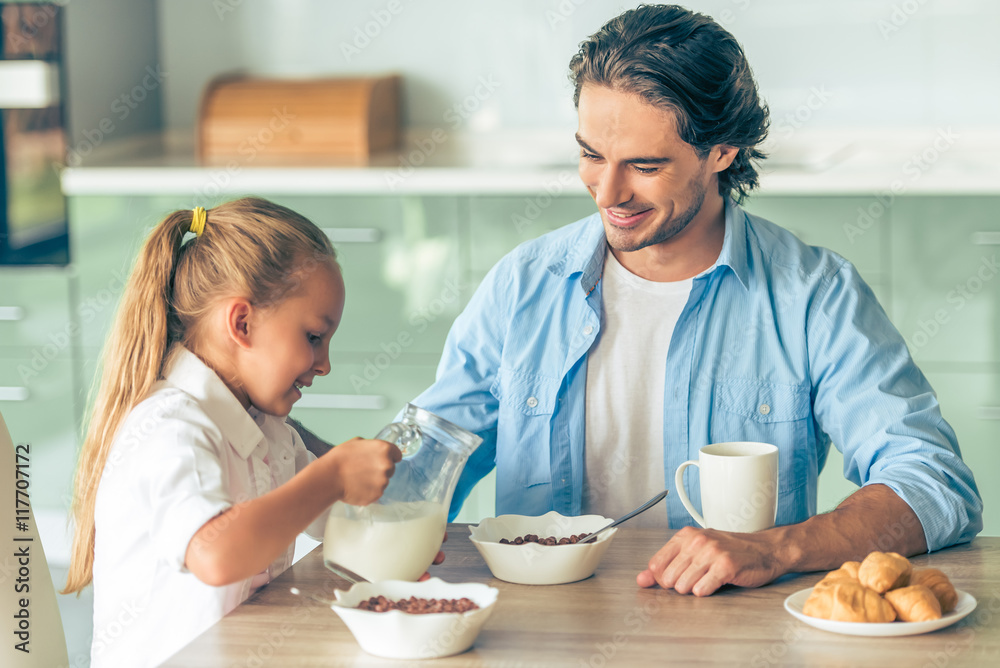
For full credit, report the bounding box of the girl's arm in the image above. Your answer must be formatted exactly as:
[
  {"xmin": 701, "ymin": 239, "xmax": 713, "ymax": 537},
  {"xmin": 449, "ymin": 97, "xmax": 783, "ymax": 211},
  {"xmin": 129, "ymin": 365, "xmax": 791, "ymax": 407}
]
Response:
[{"xmin": 184, "ymin": 437, "xmax": 401, "ymax": 586}]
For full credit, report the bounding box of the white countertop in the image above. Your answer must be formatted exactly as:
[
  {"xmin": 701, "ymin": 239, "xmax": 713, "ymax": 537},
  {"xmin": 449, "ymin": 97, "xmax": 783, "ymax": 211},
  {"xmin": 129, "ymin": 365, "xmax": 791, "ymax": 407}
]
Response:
[{"xmin": 60, "ymin": 127, "xmax": 1000, "ymax": 196}]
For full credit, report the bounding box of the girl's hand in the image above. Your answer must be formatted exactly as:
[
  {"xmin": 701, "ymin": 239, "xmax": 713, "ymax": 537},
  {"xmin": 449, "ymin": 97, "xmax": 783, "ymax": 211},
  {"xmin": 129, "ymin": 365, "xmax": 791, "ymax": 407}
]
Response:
[{"xmin": 326, "ymin": 437, "xmax": 402, "ymax": 505}]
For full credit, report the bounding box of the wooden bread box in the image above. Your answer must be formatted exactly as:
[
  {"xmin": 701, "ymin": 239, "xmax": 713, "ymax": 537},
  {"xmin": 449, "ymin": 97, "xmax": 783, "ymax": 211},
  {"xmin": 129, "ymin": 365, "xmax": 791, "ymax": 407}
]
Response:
[{"xmin": 197, "ymin": 74, "xmax": 400, "ymax": 164}]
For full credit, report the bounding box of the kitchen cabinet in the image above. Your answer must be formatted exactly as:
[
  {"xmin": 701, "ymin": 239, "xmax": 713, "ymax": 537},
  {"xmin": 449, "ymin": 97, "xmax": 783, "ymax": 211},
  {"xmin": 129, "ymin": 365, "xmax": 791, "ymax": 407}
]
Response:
[
  {"xmin": 279, "ymin": 195, "xmax": 463, "ymax": 357},
  {"xmin": 465, "ymin": 194, "xmax": 598, "ymax": 286},
  {"xmin": 0, "ymin": 267, "xmax": 79, "ymax": 511},
  {"xmin": 924, "ymin": 370, "xmax": 1000, "ymax": 537},
  {"xmin": 742, "ymin": 196, "xmax": 891, "ymax": 310},
  {"xmin": 289, "ymin": 360, "xmax": 438, "ymax": 451},
  {"xmin": 890, "ymin": 196, "xmax": 1000, "ymax": 367}
]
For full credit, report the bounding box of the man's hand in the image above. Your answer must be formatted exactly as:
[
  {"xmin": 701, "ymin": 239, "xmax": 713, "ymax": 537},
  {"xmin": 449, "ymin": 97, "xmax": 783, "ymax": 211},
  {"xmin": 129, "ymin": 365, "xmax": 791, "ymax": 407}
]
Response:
[
  {"xmin": 638, "ymin": 484, "xmax": 928, "ymax": 597},
  {"xmin": 637, "ymin": 526, "xmax": 788, "ymax": 596}
]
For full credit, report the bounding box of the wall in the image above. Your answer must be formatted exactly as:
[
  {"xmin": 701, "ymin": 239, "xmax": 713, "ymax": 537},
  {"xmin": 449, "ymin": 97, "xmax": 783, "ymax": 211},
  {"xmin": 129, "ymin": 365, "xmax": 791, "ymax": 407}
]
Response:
[
  {"xmin": 62, "ymin": 0, "xmax": 162, "ymax": 158},
  {"xmin": 155, "ymin": 0, "xmax": 1000, "ymax": 136}
]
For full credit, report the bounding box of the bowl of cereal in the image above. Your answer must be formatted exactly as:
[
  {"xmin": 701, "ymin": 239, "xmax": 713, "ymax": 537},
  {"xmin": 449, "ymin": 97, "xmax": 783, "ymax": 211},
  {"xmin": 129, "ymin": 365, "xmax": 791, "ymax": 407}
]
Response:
[
  {"xmin": 329, "ymin": 578, "xmax": 499, "ymax": 659},
  {"xmin": 469, "ymin": 511, "xmax": 618, "ymax": 585}
]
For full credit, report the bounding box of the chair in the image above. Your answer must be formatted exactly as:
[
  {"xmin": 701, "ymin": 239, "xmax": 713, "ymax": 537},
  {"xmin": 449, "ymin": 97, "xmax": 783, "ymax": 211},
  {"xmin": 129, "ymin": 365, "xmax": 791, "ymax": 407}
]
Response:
[{"xmin": 1, "ymin": 410, "xmax": 70, "ymax": 667}]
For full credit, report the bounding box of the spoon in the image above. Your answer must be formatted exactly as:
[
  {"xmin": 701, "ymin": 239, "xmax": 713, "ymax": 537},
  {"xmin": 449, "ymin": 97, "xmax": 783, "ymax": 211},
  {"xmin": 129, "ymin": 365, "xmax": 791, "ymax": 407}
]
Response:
[
  {"xmin": 290, "ymin": 586, "xmax": 339, "ymax": 608},
  {"xmin": 577, "ymin": 490, "xmax": 669, "ymax": 544},
  {"xmin": 323, "ymin": 560, "xmax": 371, "ymax": 585},
  {"xmin": 290, "ymin": 586, "xmax": 357, "ymax": 610}
]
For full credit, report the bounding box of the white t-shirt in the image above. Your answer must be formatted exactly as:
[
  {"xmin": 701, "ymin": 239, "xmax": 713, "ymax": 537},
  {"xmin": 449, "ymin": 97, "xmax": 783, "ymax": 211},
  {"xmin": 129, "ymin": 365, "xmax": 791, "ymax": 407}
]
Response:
[
  {"xmin": 91, "ymin": 347, "xmax": 327, "ymax": 668},
  {"xmin": 582, "ymin": 248, "xmax": 693, "ymax": 528}
]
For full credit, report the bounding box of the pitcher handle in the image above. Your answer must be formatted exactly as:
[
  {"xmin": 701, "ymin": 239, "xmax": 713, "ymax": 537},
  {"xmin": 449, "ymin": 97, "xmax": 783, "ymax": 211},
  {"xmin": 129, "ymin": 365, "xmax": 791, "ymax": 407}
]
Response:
[
  {"xmin": 375, "ymin": 422, "xmax": 422, "ymax": 456},
  {"xmin": 674, "ymin": 460, "xmax": 706, "ymax": 528}
]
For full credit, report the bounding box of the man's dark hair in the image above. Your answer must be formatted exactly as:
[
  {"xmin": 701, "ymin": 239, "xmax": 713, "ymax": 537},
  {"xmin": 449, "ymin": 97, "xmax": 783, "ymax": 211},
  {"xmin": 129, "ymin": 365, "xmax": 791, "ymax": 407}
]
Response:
[{"xmin": 569, "ymin": 4, "xmax": 769, "ymax": 203}]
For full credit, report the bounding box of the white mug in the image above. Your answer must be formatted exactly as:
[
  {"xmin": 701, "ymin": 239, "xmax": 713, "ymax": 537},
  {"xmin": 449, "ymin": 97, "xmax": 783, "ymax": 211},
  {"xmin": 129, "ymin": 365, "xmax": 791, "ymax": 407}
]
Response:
[{"xmin": 674, "ymin": 441, "xmax": 779, "ymax": 533}]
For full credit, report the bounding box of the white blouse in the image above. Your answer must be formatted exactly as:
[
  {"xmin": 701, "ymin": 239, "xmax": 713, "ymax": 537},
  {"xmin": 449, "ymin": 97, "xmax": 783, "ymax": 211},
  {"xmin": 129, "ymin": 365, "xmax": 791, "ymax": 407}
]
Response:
[{"xmin": 91, "ymin": 347, "xmax": 327, "ymax": 668}]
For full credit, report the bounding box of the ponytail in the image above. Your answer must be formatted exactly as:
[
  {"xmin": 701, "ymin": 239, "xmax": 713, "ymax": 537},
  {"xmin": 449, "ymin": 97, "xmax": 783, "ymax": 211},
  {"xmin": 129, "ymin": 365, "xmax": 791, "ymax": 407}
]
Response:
[{"xmin": 63, "ymin": 211, "xmax": 192, "ymax": 594}]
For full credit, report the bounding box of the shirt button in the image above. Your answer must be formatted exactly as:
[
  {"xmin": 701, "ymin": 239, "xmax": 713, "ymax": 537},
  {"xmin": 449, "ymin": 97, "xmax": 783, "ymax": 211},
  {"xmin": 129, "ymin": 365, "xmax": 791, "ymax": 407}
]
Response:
[
  {"xmin": 526, "ymin": 397, "xmax": 538, "ymax": 408},
  {"xmin": 759, "ymin": 404, "xmax": 771, "ymax": 415},
  {"xmin": 583, "ymin": 325, "xmax": 594, "ymax": 335}
]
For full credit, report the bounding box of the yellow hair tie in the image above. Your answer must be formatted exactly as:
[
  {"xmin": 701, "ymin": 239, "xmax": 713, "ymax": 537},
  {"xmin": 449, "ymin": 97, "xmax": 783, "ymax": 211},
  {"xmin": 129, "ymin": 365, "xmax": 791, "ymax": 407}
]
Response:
[{"xmin": 189, "ymin": 207, "xmax": 207, "ymax": 237}]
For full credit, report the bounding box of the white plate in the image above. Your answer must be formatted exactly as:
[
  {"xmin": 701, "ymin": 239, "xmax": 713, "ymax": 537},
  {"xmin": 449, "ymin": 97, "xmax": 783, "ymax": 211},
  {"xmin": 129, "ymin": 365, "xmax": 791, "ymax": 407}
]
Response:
[{"xmin": 784, "ymin": 587, "xmax": 977, "ymax": 636}]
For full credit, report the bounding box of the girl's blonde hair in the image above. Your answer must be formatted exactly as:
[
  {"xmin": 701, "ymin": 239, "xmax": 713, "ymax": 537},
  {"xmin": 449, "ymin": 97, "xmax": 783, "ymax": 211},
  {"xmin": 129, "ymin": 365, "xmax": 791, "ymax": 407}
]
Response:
[{"xmin": 63, "ymin": 197, "xmax": 335, "ymax": 594}]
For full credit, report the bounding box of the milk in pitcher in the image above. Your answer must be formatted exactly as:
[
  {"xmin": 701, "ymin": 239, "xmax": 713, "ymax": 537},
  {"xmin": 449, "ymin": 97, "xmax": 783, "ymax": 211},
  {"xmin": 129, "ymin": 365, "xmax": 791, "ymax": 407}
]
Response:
[{"xmin": 323, "ymin": 500, "xmax": 446, "ymax": 581}]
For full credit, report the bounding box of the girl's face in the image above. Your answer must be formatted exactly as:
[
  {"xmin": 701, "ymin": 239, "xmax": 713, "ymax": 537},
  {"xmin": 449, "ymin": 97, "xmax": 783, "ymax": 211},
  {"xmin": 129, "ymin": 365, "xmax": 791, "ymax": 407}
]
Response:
[{"xmin": 237, "ymin": 259, "xmax": 345, "ymax": 417}]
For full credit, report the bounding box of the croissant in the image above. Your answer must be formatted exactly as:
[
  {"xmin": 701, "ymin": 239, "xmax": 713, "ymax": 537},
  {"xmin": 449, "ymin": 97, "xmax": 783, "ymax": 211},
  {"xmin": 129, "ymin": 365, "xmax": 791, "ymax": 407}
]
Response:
[
  {"xmin": 910, "ymin": 568, "xmax": 958, "ymax": 614},
  {"xmin": 803, "ymin": 582, "xmax": 897, "ymax": 623},
  {"xmin": 840, "ymin": 561, "xmax": 861, "ymax": 580},
  {"xmin": 814, "ymin": 561, "xmax": 861, "ymax": 590},
  {"xmin": 885, "ymin": 585, "xmax": 942, "ymax": 622},
  {"xmin": 858, "ymin": 552, "xmax": 911, "ymax": 594}
]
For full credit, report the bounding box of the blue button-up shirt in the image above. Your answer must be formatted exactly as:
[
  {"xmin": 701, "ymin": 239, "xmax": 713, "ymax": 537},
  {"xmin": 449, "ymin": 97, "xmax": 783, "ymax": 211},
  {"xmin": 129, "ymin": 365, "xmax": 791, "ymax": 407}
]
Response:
[{"xmin": 413, "ymin": 199, "xmax": 982, "ymax": 552}]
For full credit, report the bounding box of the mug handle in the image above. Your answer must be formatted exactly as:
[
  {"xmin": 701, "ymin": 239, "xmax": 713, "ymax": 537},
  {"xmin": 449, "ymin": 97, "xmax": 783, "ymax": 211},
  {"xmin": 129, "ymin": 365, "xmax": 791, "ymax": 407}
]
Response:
[{"xmin": 674, "ymin": 460, "xmax": 706, "ymax": 528}]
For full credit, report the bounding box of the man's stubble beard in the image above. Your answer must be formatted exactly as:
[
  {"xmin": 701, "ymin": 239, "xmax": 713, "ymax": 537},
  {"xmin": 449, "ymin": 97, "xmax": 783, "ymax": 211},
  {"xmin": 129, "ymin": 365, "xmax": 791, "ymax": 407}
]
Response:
[{"xmin": 604, "ymin": 176, "xmax": 708, "ymax": 253}]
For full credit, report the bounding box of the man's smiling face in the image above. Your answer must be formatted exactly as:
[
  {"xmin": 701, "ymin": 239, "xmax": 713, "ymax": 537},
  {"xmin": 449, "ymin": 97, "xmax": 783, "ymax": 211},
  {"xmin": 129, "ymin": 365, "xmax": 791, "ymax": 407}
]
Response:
[{"xmin": 576, "ymin": 84, "xmax": 718, "ymax": 253}]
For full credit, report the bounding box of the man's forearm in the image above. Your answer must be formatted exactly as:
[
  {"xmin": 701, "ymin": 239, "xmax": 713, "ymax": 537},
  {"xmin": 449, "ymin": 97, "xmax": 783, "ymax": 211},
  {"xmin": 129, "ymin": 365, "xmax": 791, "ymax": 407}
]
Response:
[
  {"xmin": 775, "ymin": 483, "xmax": 928, "ymax": 574},
  {"xmin": 287, "ymin": 416, "xmax": 334, "ymax": 457}
]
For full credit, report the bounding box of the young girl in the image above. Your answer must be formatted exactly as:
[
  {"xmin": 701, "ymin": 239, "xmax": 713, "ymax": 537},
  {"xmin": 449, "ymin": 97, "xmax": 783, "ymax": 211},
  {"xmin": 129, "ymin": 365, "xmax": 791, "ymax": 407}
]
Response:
[{"xmin": 63, "ymin": 197, "xmax": 403, "ymax": 668}]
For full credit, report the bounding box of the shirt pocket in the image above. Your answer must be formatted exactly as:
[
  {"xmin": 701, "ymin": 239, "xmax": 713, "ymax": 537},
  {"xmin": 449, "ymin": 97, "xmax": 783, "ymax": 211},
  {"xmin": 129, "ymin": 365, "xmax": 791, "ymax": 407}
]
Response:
[
  {"xmin": 492, "ymin": 367, "xmax": 560, "ymax": 487},
  {"xmin": 710, "ymin": 379, "xmax": 811, "ymax": 496}
]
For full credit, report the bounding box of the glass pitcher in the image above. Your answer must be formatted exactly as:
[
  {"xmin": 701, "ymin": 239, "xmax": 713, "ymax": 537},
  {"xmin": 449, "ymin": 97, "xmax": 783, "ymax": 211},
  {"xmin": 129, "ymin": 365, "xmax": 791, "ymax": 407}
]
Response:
[{"xmin": 323, "ymin": 403, "xmax": 482, "ymax": 581}]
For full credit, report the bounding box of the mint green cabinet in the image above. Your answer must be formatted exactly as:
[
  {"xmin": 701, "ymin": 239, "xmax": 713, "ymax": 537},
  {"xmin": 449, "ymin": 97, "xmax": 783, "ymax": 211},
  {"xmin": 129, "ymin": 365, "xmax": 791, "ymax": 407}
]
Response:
[
  {"xmin": 68, "ymin": 195, "xmax": 180, "ymax": 403},
  {"xmin": 816, "ymin": 447, "xmax": 860, "ymax": 515},
  {"xmin": 0, "ymin": 269, "xmax": 76, "ymax": 359},
  {"xmin": 0, "ymin": 358, "xmax": 78, "ymax": 510},
  {"xmin": 890, "ymin": 197, "xmax": 1000, "ymax": 366},
  {"xmin": 289, "ymin": 360, "xmax": 438, "ymax": 447},
  {"xmin": 0, "ymin": 267, "xmax": 79, "ymax": 512},
  {"xmin": 923, "ymin": 370, "xmax": 1000, "ymax": 537},
  {"xmin": 276, "ymin": 196, "xmax": 462, "ymax": 358},
  {"xmin": 743, "ymin": 196, "xmax": 890, "ymax": 308},
  {"xmin": 466, "ymin": 194, "xmax": 597, "ymax": 282}
]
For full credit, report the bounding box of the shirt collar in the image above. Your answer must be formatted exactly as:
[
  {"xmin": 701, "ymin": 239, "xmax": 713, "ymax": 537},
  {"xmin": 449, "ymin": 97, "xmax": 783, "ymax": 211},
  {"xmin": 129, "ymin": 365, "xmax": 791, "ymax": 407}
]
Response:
[
  {"xmin": 709, "ymin": 197, "xmax": 751, "ymax": 290},
  {"xmin": 550, "ymin": 198, "xmax": 751, "ymax": 292},
  {"xmin": 547, "ymin": 213, "xmax": 608, "ymax": 295},
  {"xmin": 162, "ymin": 346, "xmax": 265, "ymax": 460}
]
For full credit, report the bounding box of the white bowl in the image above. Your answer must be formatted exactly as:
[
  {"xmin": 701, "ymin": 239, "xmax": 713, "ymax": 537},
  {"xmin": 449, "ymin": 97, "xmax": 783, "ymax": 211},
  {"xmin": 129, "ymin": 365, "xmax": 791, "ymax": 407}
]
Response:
[
  {"xmin": 330, "ymin": 578, "xmax": 498, "ymax": 659},
  {"xmin": 469, "ymin": 511, "xmax": 618, "ymax": 585}
]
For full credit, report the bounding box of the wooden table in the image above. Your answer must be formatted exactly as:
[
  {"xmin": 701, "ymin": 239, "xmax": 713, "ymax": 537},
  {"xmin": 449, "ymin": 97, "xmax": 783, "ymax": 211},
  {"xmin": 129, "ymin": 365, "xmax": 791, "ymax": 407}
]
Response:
[{"xmin": 163, "ymin": 527, "xmax": 1000, "ymax": 667}]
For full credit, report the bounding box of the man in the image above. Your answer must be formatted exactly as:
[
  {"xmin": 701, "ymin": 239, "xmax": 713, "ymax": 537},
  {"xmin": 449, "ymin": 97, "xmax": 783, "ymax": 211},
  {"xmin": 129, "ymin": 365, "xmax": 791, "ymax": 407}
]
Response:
[{"xmin": 408, "ymin": 4, "xmax": 982, "ymax": 596}]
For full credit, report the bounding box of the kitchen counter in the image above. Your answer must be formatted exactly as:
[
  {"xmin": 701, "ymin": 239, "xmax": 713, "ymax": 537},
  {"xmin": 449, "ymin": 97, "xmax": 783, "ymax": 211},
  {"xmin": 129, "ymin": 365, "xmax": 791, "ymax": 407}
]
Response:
[
  {"xmin": 161, "ymin": 526, "xmax": 1000, "ymax": 667},
  {"xmin": 61, "ymin": 127, "xmax": 1000, "ymax": 196}
]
